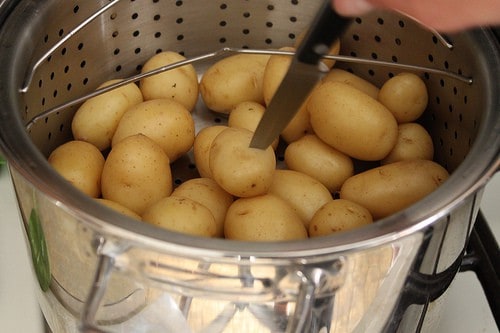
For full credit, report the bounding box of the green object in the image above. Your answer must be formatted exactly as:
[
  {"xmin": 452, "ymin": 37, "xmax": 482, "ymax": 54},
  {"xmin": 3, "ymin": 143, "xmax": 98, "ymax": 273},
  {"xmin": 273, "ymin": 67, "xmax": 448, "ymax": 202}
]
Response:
[{"xmin": 27, "ymin": 208, "xmax": 51, "ymax": 291}]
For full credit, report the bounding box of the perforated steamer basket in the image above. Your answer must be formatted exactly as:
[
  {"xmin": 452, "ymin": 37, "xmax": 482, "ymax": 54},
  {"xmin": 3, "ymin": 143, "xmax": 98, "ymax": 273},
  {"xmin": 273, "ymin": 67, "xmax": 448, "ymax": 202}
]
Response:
[{"xmin": 0, "ymin": 0, "xmax": 499, "ymax": 332}]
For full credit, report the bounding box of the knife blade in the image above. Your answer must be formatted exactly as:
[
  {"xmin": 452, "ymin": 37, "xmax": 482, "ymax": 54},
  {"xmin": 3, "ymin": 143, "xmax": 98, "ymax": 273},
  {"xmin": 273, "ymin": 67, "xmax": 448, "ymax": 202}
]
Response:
[{"xmin": 249, "ymin": 1, "xmax": 351, "ymax": 149}]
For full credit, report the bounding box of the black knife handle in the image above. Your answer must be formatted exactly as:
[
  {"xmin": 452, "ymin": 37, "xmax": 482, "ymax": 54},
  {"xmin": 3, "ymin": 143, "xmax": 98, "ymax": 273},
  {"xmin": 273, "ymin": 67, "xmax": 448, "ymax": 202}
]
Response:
[{"xmin": 296, "ymin": 0, "xmax": 351, "ymax": 65}]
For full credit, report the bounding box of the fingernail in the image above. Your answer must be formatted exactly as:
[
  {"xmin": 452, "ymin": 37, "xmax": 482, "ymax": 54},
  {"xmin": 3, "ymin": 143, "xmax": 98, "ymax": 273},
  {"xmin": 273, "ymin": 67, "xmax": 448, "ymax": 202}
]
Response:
[{"xmin": 334, "ymin": 0, "xmax": 374, "ymax": 16}]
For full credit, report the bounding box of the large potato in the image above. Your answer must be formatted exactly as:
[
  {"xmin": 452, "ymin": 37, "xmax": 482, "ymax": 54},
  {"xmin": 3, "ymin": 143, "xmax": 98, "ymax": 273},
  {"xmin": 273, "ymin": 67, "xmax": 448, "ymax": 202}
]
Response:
[
  {"xmin": 209, "ymin": 127, "xmax": 276, "ymax": 197},
  {"xmin": 268, "ymin": 169, "xmax": 333, "ymax": 228},
  {"xmin": 71, "ymin": 79, "xmax": 143, "ymax": 151},
  {"xmin": 193, "ymin": 125, "xmax": 228, "ymax": 178},
  {"xmin": 199, "ymin": 54, "xmax": 270, "ymax": 113},
  {"xmin": 142, "ymin": 196, "xmax": 217, "ymax": 238},
  {"xmin": 111, "ymin": 99, "xmax": 195, "ymax": 163},
  {"xmin": 340, "ymin": 159, "xmax": 450, "ymax": 219},
  {"xmin": 381, "ymin": 122, "xmax": 434, "ymax": 165},
  {"xmin": 48, "ymin": 140, "xmax": 105, "ymax": 198},
  {"xmin": 309, "ymin": 199, "xmax": 373, "ymax": 237},
  {"xmin": 101, "ymin": 134, "xmax": 173, "ymax": 215},
  {"xmin": 308, "ymin": 81, "xmax": 398, "ymax": 161},
  {"xmin": 378, "ymin": 72, "xmax": 428, "ymax": 123},
  {"xmin": 140, "ymin": 51, "xmax": 199, "ymax": 112},
  {"xmin": 228, "ymin": 101, "xmax": 279, "ymax": 149},
  {"xmin": 284, "ymin": 134, "xmax": 354, "ymax": 192},
  {"xmin": 224, "ymin": 194, "xmax": 308, "ymax": 241},
  {"xmin": 171, "ymin": 177, "xmax": 234, "ymax": 237},
  {"xmin": 321, "ymin": 69, "xmax": 379, "ymax": 99}
]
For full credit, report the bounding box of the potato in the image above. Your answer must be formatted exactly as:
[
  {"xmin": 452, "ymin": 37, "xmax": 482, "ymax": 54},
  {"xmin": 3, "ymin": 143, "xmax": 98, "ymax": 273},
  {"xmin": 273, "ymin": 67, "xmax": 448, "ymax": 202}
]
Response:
[
  {"xmin": 262, "ymin": 46, "xmax": 295, "ymax": 106},
  {"xmin": 340, "ymin": 159, "xmax": 450, "ymax": 219},
  {"xmin": 321, "ymin": 69, "xmax": 379, "ymax": 99},
  {"xmin": 171, "ymin": 177, "xmax": 234, "ymax": 237},
  {"xmin": 309, "ymin": 199, "xmax": 373, "ymax": 237},
  {"xmin": 308, "ymin": 81, "xmax": 398, "ymax": 161},
  {"xmin": 280, "ymin": 103, "xmax": 314, "ymax": 143},
  {"xmin": 378, "ymin": 72, "xmax": 428, "ymax": 123},
  {"xmin": 101, "ymin": 134, "xmax": 173, "ymax": 215},
  {"xmin": 71, "ymin": 79, "xmax": 143, "ymax": 151},
  {"xmin": 381, "ymin": 123, "xmax": 434, "ymax": 165},
  {"xmin": 228, "ymin": 101, "xmax": 279, "ymax": 150},
  {"xmin": 268, "ymin": 169, "xmax": 333, "ymax": 228},
  {"xmin": 140, "ymin": 51, "xmax": 199, "ymax": 111},
  {"xmin": 199, "ymin": 54, "xmax": 270, "ymax": 113},
  {"xmin": 209, "ymin": 127, "xmax": 276, "ymax": 197},
  {"xmin": 224, "ymin": 194, "xmax": 308, "ymax": 241},
  {"xmin": 111, "ymin": 99, "xmax": 195, "ymax": 163},
  {"xmin": 262, "ymin": 47, "xmax": 314, "ymax": 143},
  {"xmin": 48, "ymin": 140, "xmax": 105, "ymax": 198},
  {"xmin": 142, "ymin": 196, "xmax": 217, "ymax": 238},
  {"xmin": 193, "ymin": 125, "xmax": 228, "ymax": 178},
  {"xmin": 95, "ymin": 198, "xmax": 142, "ymax": 220},
  {"xmin": 284, "ymin": 134, "xmax": 354, "ymax": 192}
]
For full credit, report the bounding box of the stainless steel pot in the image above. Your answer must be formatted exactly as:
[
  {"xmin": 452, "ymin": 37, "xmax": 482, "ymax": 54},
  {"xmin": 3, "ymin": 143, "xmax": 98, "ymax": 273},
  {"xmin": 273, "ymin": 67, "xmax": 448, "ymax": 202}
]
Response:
[{"xmin": 0, "ymin": 1, "xmax": 498, "ymax": 332}]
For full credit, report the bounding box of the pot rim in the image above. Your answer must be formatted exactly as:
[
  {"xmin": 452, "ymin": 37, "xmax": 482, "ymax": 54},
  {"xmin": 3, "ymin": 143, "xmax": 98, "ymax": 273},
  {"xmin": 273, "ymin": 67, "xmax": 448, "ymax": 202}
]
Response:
[{"xmin": 0, "ymin": 2, "xmax": 498, "ymax": 261}]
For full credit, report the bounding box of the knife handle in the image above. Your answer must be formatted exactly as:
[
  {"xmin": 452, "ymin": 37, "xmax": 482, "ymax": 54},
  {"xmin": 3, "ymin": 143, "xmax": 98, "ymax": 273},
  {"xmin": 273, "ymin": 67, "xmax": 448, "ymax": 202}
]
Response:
[{"xmin": 296, "ymin": 0, "xmax": 351, "ymax": 65}]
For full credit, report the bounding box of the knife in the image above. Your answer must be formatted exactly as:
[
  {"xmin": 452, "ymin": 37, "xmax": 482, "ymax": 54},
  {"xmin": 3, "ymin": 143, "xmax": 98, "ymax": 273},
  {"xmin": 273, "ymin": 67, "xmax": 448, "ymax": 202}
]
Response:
[{"xmin": 249, "ymin": 1, "xmax": 351, "ymax": 149}]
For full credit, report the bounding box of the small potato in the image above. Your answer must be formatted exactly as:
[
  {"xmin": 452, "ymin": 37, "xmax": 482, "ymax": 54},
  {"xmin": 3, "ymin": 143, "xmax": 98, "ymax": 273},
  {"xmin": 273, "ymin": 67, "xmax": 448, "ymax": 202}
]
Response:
[
  {"xmin": 228, "ymin": 101, "xmax": 279, "ymax": 150},
  {"xmin": 378, "ymin": 72, "xmax": 428, "ymax": 123},
  {"xmin": 112, "ymin": 99, "xmax": 195, "ymax": 163},
  {"xmin": 101, "ymin": 134, "xmax": 173, "ymax": 215},
  {"xmin": 269, "ymin": 169, "xmax": 333, "ymax": 228},
  {"xmin": 140, "ymin": 51, "xmax": 199, "ymax": 111},
  {"xmin": 199, "ymin": 54, "xmax": 270, "ymax": 113},
  {"xmin": 71, "ymin": 79, "xmax": 143, "ymax": 151},
  {"xmin": 321, "ymin": 69, "xmax": 379, "ymax": 99},
  {"xmin": 224, "ymin": 194, "xmax": 308, "ymax": 241},
  {"xmin": 308, "ymin": 81, "xmax": 398, "ymax": 161},
  {"xmin": 193, "ymin": 125, "xmax": 228, "ymax": 178},
  {"xmin": 381, "ymin": 123, "xmax": 434, "ymax": 165},
  {"xmin": 48, "ymin": 140, "xmax": 105, "ymax": 198},
  {"xmin": 171, "ymin": 177, "xmax": 234, "ymax": 237},
  {"xmin": 340, "ymin": 159, "xmax": 450, "ymax": 220},
  {"xmin": 209, "ymin": 127, "xmax": 276, "ymax": 197},
  {"xmin": 309, "ymin": 199, "xmax": 373, "ymax": 237},
  {"xmin": 284, "ymin": 134, "xmax": 354, "ymax": 192},
  {"xmin": 95, "ymin": 198, "xmax": 142, "ymax": 220},
  {"xmin": 142, "ymin": 196, "xmax": 217, "ymax": 238}
]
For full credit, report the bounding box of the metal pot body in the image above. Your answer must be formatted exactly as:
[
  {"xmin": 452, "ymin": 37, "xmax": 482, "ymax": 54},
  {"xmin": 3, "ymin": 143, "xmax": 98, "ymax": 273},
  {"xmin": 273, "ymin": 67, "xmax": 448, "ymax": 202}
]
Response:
[{"xmin": 0, "ymin": 1, "xmax": 498, "ymax": 332}]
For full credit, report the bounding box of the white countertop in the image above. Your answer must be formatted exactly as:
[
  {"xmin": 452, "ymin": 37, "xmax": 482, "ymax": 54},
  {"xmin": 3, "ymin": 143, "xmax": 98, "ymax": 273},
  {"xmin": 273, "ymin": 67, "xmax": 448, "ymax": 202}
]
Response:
[{"xmin": 0, "ymin": 166, "xmax": 498, "ymax": 333}]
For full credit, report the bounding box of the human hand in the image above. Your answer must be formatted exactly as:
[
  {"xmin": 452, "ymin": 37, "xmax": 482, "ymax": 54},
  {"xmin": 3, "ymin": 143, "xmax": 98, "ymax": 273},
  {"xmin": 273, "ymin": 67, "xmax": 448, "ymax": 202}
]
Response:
[{"xmin": 332, "ymin": 0, "xmax": 500, "ymax": 32}]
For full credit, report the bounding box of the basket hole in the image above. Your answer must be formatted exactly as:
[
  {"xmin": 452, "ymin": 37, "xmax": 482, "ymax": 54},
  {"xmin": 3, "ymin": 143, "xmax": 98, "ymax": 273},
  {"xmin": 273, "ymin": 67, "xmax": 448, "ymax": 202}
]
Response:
[
  {"xmin": 374, "ymin": 35, "xmax": 381, "ymax": 42},
  {"xmin": 377, "ymin": 18, "xmax": 384, "ymax": 25},
  {"xmin": 220, "ymin": 3, "xmax": 227, "ymax": 9},
  {"xmin": 176, "ymin": 18, "xmax": 183, "ymax": 24},
  {"xmin": 395, "ymin": 38, "xmax": 402, "ymax": 46},
  {"xmin": 243, "ymin": 12, "xmax": 250, "ymax": 18},
  {"xmin": 133, "ymin": 30, "xmax": 140, "ymax": 37},
  {"xmin": 289, "ymin": 16, "xmax": 297, "ymax": 23},
  {"xmin": 77, "ymin": 43, "xmax": 84, "ymax": 50},
  {"xmin": 73, "ymin": 5, "xmax": 79, "ymax": 14},
  {"xmin": 154, "ymin": 14, "xmax": 161, "ymax": 21},
  {"xmin": 114, "ymin": 48, "xmax": 120, "ymax": 55},
  {"xmin": 155, "ymin": 32, "xmax": 161, "ymax": 38},
  {"xmin": 219, "ymin": 20, "xmax": 227, "ymax": 27},
  {"xmin": 352, "ymin": 34, "xmax": 360, "ymax": 41},
  {"xmin": 355, "ymin": 17, "xmax": 362, "ymax": 24},
  {"xmin": 131, "ymin": 13, "xmax": 139, "ymax": 20}
]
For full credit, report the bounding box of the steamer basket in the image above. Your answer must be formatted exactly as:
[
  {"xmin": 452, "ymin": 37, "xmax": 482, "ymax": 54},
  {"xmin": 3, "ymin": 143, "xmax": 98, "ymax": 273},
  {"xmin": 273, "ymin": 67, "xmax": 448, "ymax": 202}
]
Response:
[{"xmin": 0, "ymin": 1, "xmax": 498, "ymax": 333}]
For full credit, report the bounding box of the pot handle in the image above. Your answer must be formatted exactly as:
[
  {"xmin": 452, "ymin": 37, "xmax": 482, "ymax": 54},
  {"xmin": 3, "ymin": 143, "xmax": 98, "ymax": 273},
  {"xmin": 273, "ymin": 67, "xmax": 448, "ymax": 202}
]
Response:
[{"xmin": 459, "ymin": 210, "xmax": 500, "ymax": 328}]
